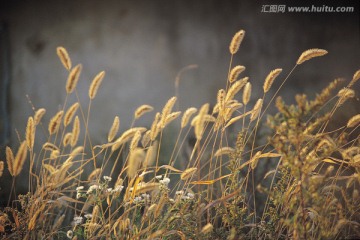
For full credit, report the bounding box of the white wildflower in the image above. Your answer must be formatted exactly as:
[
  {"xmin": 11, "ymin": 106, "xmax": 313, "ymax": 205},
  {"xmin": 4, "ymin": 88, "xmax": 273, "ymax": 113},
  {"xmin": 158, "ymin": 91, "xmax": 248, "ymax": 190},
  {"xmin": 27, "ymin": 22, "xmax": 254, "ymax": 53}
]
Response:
[
  {"xmin": 66, "ymin": 230, "xmax": 73, "ymax": 239},
  {"xmin": 76, "ymin": 186, "xmax": 84, "ymax": 191},
  {"xmin": 76, "ymin": 192, "xmax": 81, "ymax": 199},
  {"xmin": 84, "ymin": 213, "xmax": 93, "ymax": 219},
  {"xmin": 160, "ymin": 177, "xmax": 170, "ymax": 186},
  {"xmin": 103, "ymin": 176, "xmax": 112, "ymax": 181},
  {"xmin": 112, "ymin": 185, "xmax": 124, "ymax": 193},
  {"xmin": 155, "ymin": 175, "xmax": 163, "ymax": 180},
  {"xmin": 187, "ymin": 193, "xmax": 195, "ymax": 199},
  {"xmin": 87, "ymin": 185, "xmax": 99, "ymax": 194},
  {"xmin": 176, "ymin": 190, "xmax": 184, "ymax": 195},
  {"xmin": 73, "ymin": 216, "xmax": 83, "ymax": 225},
  {"xmin": 133, "ymin": 196, "xmax": 142, "ymax": 204}
]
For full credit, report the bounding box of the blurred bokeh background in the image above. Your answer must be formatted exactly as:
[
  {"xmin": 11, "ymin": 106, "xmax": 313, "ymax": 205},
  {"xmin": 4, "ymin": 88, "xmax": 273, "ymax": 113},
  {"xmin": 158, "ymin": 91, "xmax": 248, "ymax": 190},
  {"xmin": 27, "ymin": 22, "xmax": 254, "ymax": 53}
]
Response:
[{"xmin": 0, "ymin": 0, "xmax": 359, "ymax": 203}]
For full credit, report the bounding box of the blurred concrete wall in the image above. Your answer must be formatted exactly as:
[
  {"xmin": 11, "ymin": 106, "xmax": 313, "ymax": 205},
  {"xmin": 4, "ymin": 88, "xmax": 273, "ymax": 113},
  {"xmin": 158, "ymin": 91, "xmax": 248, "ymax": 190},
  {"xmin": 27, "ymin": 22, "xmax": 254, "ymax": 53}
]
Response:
[
  {"xmin": 0, "ymin": 0, "xmax": 359, "ymax": 200},
  {"xmin": 1, "ymin": 0, "xmax": 359, "ymax": 144}
]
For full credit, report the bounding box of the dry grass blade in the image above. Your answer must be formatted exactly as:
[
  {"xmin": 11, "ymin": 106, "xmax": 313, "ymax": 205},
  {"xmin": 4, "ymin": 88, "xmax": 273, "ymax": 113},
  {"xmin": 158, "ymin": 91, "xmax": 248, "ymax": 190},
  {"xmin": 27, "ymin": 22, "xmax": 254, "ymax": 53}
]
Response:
[
  {"xmin": 89, "ymin": 71, "xmax": 105, "ymax": 99},
  {"xmin": 263, "ymin": 68, "xmax": 282, "ymax": 93},
  {"xmin": 108, "ymin": 116, "xmax": 120, "ymax": 142},
  {"xmin": 347, "ymin": 114, "xmax": 360, "ymax": 128},
  {"xmin": 296, "ymin": 48, "xmax": 328, "ymax": 65},
  {"xmin": 48, "ymin": 110, "xmax": 64, "ymax": 135},
  {"xmin": 56, "ymin": 46, "xmax": 72, "ymax": 70},
  {"xmin": 228, "ymin": 65, "xmax": 245, "ymax": 83},
  {"xmin": 64, "ymin": 102, "xmax": 79, "ymax": 126},
  {"xmin": 229, "ymin": 30, "xmax": 245, "ymax": 55},
  {"xmin": 34, "ymin": 108, "xmax": 46, "ymax": 125},
  {"xmin": 66, "ymin": 64, "xmax": 82, "ymax": 94},
  {"xmin": 134, "ymin": 104, "xmax": 154, "ymax": 120},
  {"xmin": 180, "ymin": 167, "xmax": 197, "ymax": 180},
  {"xmin": 13, "ymin": 141, "xmax": 28, "ymax": 177},
  {"xmin": 26, "ymin": 116, "xmax": 35, "ymax": 149}
]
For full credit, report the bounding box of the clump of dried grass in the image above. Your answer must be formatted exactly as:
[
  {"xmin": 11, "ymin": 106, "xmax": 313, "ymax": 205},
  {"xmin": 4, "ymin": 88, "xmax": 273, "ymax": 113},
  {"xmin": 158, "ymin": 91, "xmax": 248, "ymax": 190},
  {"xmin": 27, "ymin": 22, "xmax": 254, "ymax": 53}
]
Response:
[{"xmin": 1, "ymin": 30, "xmax": 359, "ymax": 240}]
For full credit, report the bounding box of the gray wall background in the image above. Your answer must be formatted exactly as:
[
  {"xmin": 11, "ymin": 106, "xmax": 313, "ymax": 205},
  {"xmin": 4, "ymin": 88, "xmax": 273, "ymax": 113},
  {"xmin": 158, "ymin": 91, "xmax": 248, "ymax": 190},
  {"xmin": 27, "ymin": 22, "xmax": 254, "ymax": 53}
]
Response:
[{"xmin": 0, "ymin": 0, "xmax": 359, "ymax": 200}]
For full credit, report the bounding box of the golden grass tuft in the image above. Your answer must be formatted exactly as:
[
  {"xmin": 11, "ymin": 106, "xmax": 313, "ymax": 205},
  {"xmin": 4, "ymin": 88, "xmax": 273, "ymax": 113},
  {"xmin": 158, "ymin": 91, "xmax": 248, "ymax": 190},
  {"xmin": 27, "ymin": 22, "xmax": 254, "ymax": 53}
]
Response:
[
  {"xmin": 347, "ymin": 114, "xmax": 360, "ymax": 128},
  {"xmin": 242, "ymin": 82, "xmax": 251, "ymax": 105},
  {"xmin": 127, "ymin": 147, "xmax": 145, "ymax": 178},
  {"xmin": 144, "ymin": 141, "xmax": 158, "ymax": 167},
  {"xmin": 42, "ymin": 142, "xmax": 59, "ymax": 152},
  {"xmin": 180, "ymin": 167, "xmax": 197, "ymax": 180},
  {"xmin": 26, "ymin": 116, "xmax": 35, "ymax": 149},
  {"xmin": 159, "ymin": 96, "xmax": 177, "ymax": 128},
  {"xmin": 48, "ymin": 110, "xmax": 64, "ymax": 135},
  {"xmin": 181, "ymin": 107, "xmax": 197, "ymax": 128},
  {"xmin": 5, "ymin": 146, "xmax": 14, "ymax": 176},
  {"xmin": 134, "ymin": 104, "xmax": 154, "ymax": 120},
  {"xmin": 34, "ymin": 108, "xmax": 46, "ymax": 125},
  {"xmin": 229, "ymin": 30, "xmax": 245, "ymax": 55},
  {"xmin": 150, "ymin": 112, "xmax": 161, "ymax": 141},
  {"xmin": 56, "ymin": 46, "xmax": 72, "ymax": 70},
  {"xmin": 263, "ymin": 68, "xmax": 282, "ymax": 93},
  {"xmin": 214, "ymin": 146, "xmax": 235, "ymax": 157},
  {"xmin": 12, "ymin": 141, "xmax": 28, "ymax": 177},
  {"xmin": 64, "ymin": 102, "xmax": 80, "ymax": 127},
  {"xmin": 108, "ymin": 116, "xmax": 120, "ymax": 142},
  {"xmin": 349, "ymin": 69, "xmax": 360, "ymax": 87},
  {"xmin": 195, "ymin": 103, "xmax": 209, "ymax": 140},
  {"xmin": 250, "ymin": 98, "xmax": 263, "ymax": 122},
  {"xmin": 112, "ymin": 127, "xmax": 147, "ymax": 152},
  {"xmin": 89, "ymin": 71, "xmax": 105, "ymax": 99},
  {"xmin": 228, "ymin": 65, "xmax": 246, "ymax": 83},
  {"xmin": 66, "ymin": 64, "xmax": 82, "ymax": 94},
  {"xmin": 296, "ymin": 48, "xmax": 328, "ymax": 65},
  {"xmin": 337, "ymin": 88, "xmax": 355, "ymax": 105},
  {"xmin": 129, "ymin": 130, "xmax": 142, "ymax": 151},
  {"xmin": 71, "ymin": 116, "xmax": 80, "ymax": 147},
  {"xmin": 63, "ymin": 133, "xmax": 72, "ymax": 146},
  {"xmin": 225, "ymin": 77, "xmax": 248, "ymax": 102}
]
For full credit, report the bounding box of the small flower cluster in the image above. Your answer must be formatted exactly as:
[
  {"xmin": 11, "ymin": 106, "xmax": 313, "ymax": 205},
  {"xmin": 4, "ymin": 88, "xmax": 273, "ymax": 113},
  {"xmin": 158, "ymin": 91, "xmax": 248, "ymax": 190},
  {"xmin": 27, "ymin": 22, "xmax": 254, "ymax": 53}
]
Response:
[{"xmin": 75, "ymin": 175, "xmax": 124, "ymax": 199}]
